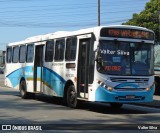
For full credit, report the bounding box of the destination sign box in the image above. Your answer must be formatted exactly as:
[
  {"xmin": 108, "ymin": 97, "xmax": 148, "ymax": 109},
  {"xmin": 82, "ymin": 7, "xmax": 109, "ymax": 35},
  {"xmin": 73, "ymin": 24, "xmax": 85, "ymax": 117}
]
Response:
[{"xmin": 100, "ymin": 28, "xmax": 154, "ymax": 40}]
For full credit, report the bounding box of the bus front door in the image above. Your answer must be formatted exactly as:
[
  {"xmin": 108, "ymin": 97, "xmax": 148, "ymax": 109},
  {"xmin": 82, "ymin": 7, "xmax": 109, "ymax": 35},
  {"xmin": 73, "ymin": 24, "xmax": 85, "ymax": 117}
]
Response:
[
  {"xmin": 77, "ymin": 37, "xmax": 91, "ymax": 99},
  {"xmin": 34, "ymin": 45, "xmax": 44, "ymax": 92}
]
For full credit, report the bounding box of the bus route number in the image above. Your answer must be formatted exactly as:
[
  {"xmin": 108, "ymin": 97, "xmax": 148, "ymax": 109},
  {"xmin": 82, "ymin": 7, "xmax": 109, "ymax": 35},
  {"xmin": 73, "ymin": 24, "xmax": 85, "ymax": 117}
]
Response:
[{"xmin": 104, "ymin": 66, "xmax": 121, "ymax": 71}]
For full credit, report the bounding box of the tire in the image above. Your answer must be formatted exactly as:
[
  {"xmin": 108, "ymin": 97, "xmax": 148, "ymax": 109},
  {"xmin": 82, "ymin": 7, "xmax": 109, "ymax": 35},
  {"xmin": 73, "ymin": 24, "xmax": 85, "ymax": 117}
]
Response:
[
  {"xmin": 110, "ymin": 103, "xmax": 123, "ymax": 109},
  {"xmin": 66, "ymin": 85, "xmax": 77, "ymax": 108},
  {"xmin": 155, "ymin": 82, "xmax": 160, "ymax": 95},
  {"xmin": 20, "ymin": 80, "xmax": 29, "ymax": 99},
  {"xmin": 29, "ymin": 93, "xmax": 35, "ymax": 99}
]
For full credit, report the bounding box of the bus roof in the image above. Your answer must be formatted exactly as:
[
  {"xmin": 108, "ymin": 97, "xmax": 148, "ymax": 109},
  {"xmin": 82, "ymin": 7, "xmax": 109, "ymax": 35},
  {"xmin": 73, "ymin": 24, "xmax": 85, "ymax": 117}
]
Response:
[{"xmin": 7, "ymin": 25, "xmax": 154, "ymax": 46}]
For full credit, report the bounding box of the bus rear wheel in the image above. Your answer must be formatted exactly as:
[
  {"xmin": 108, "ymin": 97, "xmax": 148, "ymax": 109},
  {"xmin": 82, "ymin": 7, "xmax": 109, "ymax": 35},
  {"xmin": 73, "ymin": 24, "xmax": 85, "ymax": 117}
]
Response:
[
  {"xmin": 66, "ymin": 85, "xmax": 77, "ymax": 108},
  {"xmin": 20, "ymin": 80, "xmax": 28, "ymax": 99}
]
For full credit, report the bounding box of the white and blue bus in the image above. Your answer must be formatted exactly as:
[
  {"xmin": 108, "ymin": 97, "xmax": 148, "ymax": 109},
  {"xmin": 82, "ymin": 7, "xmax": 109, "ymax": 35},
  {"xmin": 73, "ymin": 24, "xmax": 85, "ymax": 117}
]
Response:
[{"xmin": 5, "ymin": 25, "xmax": 155, "ymax": 108}]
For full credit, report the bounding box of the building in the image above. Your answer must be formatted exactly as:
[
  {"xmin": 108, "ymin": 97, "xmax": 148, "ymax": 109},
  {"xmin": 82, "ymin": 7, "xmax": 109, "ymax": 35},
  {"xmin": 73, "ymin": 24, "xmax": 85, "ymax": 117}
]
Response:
[{"xmin": 0, "ymin": 50, "xmax": 5, "ymax": 67}]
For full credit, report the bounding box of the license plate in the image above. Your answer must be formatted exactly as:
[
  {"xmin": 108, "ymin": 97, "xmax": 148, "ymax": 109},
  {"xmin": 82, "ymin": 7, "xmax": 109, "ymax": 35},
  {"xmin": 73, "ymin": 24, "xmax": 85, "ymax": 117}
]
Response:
[{"xmin": 126, "ymin": 95, "xmax": 135, "ymax": 99}]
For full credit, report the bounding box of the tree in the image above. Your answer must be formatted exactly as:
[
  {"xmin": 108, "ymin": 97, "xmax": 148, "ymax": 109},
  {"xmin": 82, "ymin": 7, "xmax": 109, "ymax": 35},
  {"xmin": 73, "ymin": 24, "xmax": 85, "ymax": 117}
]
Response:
[{"xmin": 123, "ymin": 0, "xmax": 160, "ymax": 42}]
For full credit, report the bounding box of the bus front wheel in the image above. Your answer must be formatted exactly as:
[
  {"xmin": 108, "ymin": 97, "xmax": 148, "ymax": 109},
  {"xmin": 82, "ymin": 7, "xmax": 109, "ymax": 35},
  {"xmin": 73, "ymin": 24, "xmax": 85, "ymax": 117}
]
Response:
[
  {"xmin": 66, "ymin": 85, "xmax": 77, "ymax": 108},
  {"xmin": 110, "ymin": 103, "xmax": 123, "ymax": 109}
]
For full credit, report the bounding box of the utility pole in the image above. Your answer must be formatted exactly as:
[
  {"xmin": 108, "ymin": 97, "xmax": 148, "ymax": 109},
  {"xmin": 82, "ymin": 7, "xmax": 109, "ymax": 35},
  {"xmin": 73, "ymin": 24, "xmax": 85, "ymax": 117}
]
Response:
[
  {"xmin": 98, "ymin": 0, "xmax": 100, "ymax": 26},
  {"xmin": 158, "ymin": 10, "xmax": 160, "ymax": 44}
]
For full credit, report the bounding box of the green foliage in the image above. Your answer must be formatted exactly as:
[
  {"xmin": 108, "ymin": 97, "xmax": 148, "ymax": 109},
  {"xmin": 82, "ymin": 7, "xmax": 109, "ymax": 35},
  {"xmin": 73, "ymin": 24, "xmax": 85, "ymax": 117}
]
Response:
[{"xmin": 123, "ymin": 0, "xmax": 160, "ymax": 42}]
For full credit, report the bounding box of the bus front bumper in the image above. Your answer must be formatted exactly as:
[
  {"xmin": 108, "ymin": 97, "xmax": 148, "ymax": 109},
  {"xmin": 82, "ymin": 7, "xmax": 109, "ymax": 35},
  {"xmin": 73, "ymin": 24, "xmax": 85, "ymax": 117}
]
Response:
[{"xmin": 95, "ymin": 86, "xmax": 155, "ymax": 103}]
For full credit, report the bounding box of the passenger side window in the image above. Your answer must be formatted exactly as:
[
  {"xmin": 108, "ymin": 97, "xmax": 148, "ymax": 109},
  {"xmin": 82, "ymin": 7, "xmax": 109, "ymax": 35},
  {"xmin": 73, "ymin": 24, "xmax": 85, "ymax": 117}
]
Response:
[
  {"xmin": 26, "ymin": 44, "xmax": 34, "ymax": 62},
  {"xmin": 13, "ymin": 46, "xmax": 19, "ymax": 63},
  {"xmin": 54, "ymin": 39, "xmax": 65, "ymax": 61},
  {"xmin": 45, "ymin": 41, "xmax": 54, "ymax": 62},
  {"xmin": 20, "ymin": 45, "xmax": 26, "ymax": 63},
  {"xmin": 6, "ymin": 47, "xmax": 12, "ymax": 63},
  {"xmin": 65, "ymin": 37, "xmax": 77, "ymax": 61}
]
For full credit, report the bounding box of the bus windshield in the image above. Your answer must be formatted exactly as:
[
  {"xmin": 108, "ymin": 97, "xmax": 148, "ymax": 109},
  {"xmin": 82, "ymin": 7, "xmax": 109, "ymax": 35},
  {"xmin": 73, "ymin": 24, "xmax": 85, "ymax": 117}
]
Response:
[{"xmin": 97, "ymin": 40, "xmax": 154, "ymax": 76}]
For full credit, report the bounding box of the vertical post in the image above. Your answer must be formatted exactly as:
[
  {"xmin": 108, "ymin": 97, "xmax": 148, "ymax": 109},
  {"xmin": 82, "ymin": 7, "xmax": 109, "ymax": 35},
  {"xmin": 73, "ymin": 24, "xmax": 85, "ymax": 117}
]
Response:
[
  {"xmin": 158, "ymin": 10, "xmax": 160, "ymax": 44},
  {"xmin": 98, "ymin": 0, "xmax": 100, "ymax": 26}
]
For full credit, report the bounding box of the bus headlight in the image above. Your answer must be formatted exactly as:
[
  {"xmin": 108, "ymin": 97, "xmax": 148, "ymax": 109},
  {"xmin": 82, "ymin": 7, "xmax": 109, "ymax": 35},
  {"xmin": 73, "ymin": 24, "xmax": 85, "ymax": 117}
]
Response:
[
  {"xmin": 103, "ymin": 84, "xmax": 113, "ymax": 92},
  {"xmin": 146, "ymin": 84, "xmax": 154, "ymax": 91},
  {"xmin": 98, "ymin": 80, "xmax": 113, "ymax": 91},
  {"xmin": 108, "ymin": 87, "xmax": 113, "ymax": 91},
  {"xmin": 146, "ymin": 87, "xmax": 150, "ymax": 91}
]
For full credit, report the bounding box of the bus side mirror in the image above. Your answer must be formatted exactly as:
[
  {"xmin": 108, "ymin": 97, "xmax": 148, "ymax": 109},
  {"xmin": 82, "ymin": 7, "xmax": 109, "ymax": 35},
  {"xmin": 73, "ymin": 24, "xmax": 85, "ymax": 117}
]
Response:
[{"xmin": 96, "ymin": 56, "xmax": 102, "ymax": 63}]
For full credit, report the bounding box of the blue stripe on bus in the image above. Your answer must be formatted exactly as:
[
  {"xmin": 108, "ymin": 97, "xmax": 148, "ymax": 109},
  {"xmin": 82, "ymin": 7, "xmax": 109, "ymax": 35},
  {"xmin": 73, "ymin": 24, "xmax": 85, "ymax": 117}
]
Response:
[
  {"xmin": 6, "ymin": 66, "xmax": 66, "ymax": 96},
  {"xmin": 6, "ymin": 68, "xmax": 21, "ymax": 78},
  {"xmin": 43, "ymin": 66, "xmax": 66, "ymax": 83},
  {"xmin": 6, "ymin": 68, "xmax": 22, "ymax": 88},
  {"xmin": 6, "ymin": 66, "xmax": 34, "ymax": 88},
  {"xmin": 43, "ymin": 67, "xmax": 66, "ymax": 96}
]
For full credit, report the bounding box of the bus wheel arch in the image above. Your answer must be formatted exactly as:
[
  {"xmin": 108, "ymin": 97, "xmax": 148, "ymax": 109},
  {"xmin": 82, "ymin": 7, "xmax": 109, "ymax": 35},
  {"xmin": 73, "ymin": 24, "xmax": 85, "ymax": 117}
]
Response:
[
  {"xmin": 64, "ymin": 80, "xmax": 77, "ymax": 108},
  {"xmin": 19, "ymin": 78, "xmax": 35, "ymax": 99}
]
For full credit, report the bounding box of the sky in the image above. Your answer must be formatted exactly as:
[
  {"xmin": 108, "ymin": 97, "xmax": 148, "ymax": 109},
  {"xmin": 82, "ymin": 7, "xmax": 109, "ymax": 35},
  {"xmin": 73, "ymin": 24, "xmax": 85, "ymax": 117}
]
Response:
[{"xmin": 0, "ymin": 0, "xmax": 150, "ymax": 50}]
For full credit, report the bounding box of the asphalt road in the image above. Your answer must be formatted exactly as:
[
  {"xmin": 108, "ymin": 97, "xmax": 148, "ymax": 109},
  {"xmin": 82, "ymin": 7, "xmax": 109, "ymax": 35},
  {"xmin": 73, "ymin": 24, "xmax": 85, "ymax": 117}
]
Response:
[{"xmin": 0, "ymin": 74, "xmax": 160, "ymax": 132}]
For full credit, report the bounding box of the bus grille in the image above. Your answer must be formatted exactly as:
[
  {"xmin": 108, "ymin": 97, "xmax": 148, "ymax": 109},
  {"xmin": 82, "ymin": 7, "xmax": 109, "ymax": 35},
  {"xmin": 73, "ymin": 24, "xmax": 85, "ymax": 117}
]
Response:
[
  {"xmin": 110, "ymin": 77, "xmax": 149, "ymax": 83},
  {"xmin": 115, "ymin": 88, "xmax": 146, "ymax": 91}
]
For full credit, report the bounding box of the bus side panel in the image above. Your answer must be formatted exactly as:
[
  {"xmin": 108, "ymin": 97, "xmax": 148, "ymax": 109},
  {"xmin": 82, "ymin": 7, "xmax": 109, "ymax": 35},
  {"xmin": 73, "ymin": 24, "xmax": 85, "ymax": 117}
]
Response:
[
  {"xmin": 24, "ymin": 65, "xmax": 34, "ymax": 93},
  {"xmin": 5, "ymin": 63, "xmax": 66, "ymax": 95},
  {"xmin": 5, "ymin": 63, "xmax": 23, "ymax": 89},
  {"xmin": 5, "ymin": 65, "xmax": 34, "ymax": 92},
  {"xmin": 42, "ymin": 66, "xmax": 66, "ymax": 97}
]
